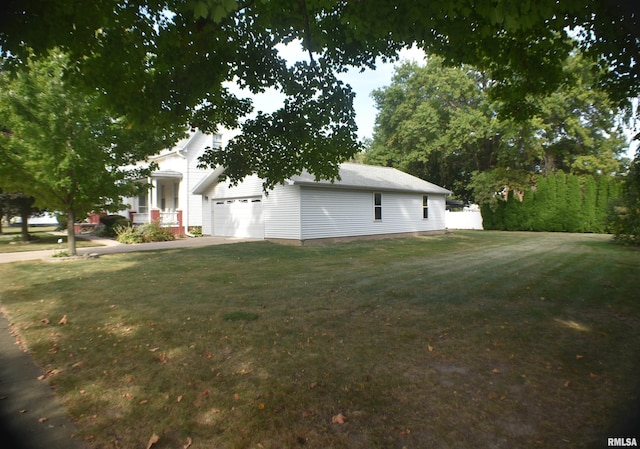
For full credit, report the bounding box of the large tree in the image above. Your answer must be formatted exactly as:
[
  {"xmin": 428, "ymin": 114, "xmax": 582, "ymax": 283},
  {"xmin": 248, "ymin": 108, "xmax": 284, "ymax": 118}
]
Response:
[
  {"xmin": 365, "ymin": 53, "xmax": 627, "ymax": 203},
  {"xmin": 0, "ymin": 191, "xmax": 38, "ymax": 242},
  {"xmin": 364, "ymin": 57, "xmax": 516, "ymax": 202},
  {"xmin": 0, "ymin": 1, "xmax": 637, "ymax": 187},
  {"xmin": 0, "ymin": 50, "xmax": 169, "ymax": 255}
]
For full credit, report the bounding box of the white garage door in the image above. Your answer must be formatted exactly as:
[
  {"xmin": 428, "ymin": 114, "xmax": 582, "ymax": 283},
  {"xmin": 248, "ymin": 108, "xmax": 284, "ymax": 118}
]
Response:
[{"xmin": 213, "ymin": 197, "xmax": 264, "ymax": 238}]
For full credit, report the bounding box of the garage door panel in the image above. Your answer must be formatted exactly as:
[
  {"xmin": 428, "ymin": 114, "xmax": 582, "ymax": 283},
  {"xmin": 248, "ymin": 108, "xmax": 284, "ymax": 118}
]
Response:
[{"xmin": 213, "ymin": 197, "xmax": 264, "ymax": 238}]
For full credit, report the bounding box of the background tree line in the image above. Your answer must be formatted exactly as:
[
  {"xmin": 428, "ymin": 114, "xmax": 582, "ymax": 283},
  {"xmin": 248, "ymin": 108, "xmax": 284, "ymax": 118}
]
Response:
[
  {"xmin": 364, "ymin": 51, "xmax": 633, "ymax": 236},
  {"xmin": 1, "ymin": 1, "xmax": 638, "ymax": 243}
]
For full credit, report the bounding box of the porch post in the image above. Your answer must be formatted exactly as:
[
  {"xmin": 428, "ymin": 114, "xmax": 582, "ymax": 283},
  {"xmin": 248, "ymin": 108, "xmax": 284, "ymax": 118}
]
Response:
[{"xmin": 149, "ymin": 177, "xmax": 157, "ymax": 223}]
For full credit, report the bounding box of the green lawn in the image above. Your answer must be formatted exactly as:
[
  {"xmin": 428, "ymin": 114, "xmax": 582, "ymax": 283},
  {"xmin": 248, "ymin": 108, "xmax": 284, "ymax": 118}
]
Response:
[
  {"xmin": 0, "ymin": 231, "xmax": 638, "ymax": 449},
  {"xmin": 0, "ymin": 227, "xmax": 102, "ymax": 253}
]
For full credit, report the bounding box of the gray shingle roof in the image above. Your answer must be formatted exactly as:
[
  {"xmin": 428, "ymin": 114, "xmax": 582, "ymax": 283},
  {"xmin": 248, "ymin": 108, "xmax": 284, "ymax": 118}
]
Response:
[{"xmin": 290, "ymin": 163, "xmax": 452, "ymax": 195}]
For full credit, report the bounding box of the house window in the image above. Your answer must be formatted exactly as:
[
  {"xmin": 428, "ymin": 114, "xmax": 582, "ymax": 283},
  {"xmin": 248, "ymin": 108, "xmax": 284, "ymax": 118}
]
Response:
[
  {"xmin": 160, "ymin": 184, "xmax": 166, "ymax": 210},
  {"xmin": 138, "ymin": 194, "xmax": 148, "ymax": 214},
  {"xmin": 374, "ymin": 192, "xmax": 382, "ymax": 220},
  {"xmin": 423, "ymin": 195, "xmax": 429, "ymax": 219}
]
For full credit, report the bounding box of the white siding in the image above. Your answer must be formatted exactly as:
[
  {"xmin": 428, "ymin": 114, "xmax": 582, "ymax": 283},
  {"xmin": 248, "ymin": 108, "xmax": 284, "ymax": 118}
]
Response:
[
  {"xmin": 201, "ymin": 197, "xmax": 213, "ymax": 235},
  {"xmin": 299, "ymin": 188, "xmax": 446, "ymax": 240},
  {"xmin": 179, "ymin": 132, "xmax": 215, "ymax": 228},
  {"xmin": 264, "ymin": 184, "xmax": 302, "ymax": 239},
  {"xmin": 211, "ymin": 174, "xmax": 263, "ymax": 199},
  {"xmin": 426, "ymin": 194, "xmax": 447, "ymax": 231}
]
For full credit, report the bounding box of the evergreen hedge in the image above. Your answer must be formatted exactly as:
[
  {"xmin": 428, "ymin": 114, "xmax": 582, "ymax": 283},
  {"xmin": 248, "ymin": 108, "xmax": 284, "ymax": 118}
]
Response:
[{"xmin": 481, "ymin": 173, "xmax": 620, "ymax": 233}]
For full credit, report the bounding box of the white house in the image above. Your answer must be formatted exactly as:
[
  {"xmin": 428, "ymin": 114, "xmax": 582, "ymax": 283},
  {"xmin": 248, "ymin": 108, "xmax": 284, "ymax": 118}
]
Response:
[
  {"xmin": 121, "ymin": 130, "xmax": 221, "ymax": 235},
  {"xmin": 193, "ymin": 163, "xmax": 452, "ymax": 244}
]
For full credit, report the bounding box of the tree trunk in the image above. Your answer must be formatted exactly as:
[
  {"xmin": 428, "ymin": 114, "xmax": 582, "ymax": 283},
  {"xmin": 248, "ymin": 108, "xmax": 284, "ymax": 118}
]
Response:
[
  {"xmin": 20, "ymin": 208, "xmax": 30, "ymax": 242},
  {"xmin": 66, "ymin": 210, "xmax": 77, "ymax": 256}
]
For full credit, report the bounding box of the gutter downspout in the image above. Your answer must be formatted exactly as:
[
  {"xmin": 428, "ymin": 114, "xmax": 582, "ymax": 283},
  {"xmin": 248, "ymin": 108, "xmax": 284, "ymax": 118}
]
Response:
[{"xmin": 177, "ymin": 130, "xmax": 200, "ymax": 237}]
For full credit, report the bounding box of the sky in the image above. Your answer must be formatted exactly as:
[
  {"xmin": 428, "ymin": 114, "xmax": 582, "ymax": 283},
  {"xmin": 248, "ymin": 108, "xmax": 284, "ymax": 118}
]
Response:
[
  {"xmin": 223, "ymin": 44, "xmax": 426, "ymax": 146},
  {"xmin": 226, "ymin": 43, "xmax": 638, "ymax": 159}
]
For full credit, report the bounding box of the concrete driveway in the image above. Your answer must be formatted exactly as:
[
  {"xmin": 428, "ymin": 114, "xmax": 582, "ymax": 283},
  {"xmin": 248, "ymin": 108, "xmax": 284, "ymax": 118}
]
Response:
[{"xmin": 0, "ymin": 234, "xmax": 260, "ymax": 264}]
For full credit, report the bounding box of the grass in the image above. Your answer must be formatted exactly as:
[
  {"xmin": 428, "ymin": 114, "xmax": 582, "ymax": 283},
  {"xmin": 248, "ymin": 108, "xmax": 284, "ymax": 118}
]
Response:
[
  {"xmin": 0, "ymin": 231, "xmax": 639, "ymax": 449},
  {"xmin": 0, "ymin": 226, "xmax": 102, "ymax": 253}
]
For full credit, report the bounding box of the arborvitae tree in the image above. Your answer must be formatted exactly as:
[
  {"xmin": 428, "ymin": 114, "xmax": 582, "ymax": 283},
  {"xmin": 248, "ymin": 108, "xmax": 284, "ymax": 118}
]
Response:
[
  {"xmin": 595, "ymin": 176, "xmax": 611, "ymax": 233},
  {"xmin": 480, "ymin": 203, "xmax": 496, "ymax": 230},
  {"xmin": 564, "ymin": 174, "xmax": 583, "ymax": 232},
  {"xmin": 582, "ymin": 176, "xmax": 598, "ymax": 232},
  {"xmin": 552, "ymin": 171, "xmax": 566, "ymax": 231},
  {"xmin": 504, "ymin": 190, "xmax": 522, "ymax": 230},
  {"xmin": 520, "ymin": 186, "xmax": 535, "ymax": 231},
  {"xmin": 532, "ymin": 175, "xmax": 549, "ymax": 231},
  {"xmin": 610, "ymin": 150, "xmax": 640, "ymax": 244}
]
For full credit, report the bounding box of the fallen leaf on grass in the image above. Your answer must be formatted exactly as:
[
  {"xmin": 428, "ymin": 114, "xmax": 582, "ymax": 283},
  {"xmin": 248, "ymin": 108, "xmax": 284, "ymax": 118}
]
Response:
[
  {"xmin": 183, "ymin": 437, "xmax": 192, "ymax": 449},
  {"xmin": 332, "ymin": 413, "xmax": 347, "ymax": 424},
  {"xmin": 58, "ymin": 315, "xmax": 67, "ymax": 325},
  {"xmin": 146, "ymin": 433, "xmax": 159, "ymax": 449},
  {"xmin": 427, "ymin": 345, "xmax": 434, "ymax": 352},
  {"xmin": 38, "ymin": 417, "xmax": 47, "ymax": 423},
  {"xmin": 176, "ymin": 395, "xmax": 183, "ymax": 402},
  {"xmin": 492, "ymin": 368, "xmax": 501, "ymax": 374},
  {"xmin": 41, "ymin": 318, "xmax": 50, "ymax": 325},
  {"xmin": 589, "ymin": 373, "xmax": 599, "ymax": 379},
  {"xmin": 576, "ymin": 355, "xmax": 584, "ymax": 360}
]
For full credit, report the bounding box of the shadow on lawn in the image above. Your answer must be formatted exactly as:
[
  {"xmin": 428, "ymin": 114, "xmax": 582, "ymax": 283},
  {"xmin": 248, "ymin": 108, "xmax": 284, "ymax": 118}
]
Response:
[{"xmin": 1, "ymin": 236, "xmax": 640, "ymax": 448}]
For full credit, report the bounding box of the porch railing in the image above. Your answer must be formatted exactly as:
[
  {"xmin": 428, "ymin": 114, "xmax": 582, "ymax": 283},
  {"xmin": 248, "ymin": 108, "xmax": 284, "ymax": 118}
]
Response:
[
  {"xmin": 130, "ymin": 209, "xmax": 182, "ymax": 228},
  {"xmin": 159, "ymin": 211, "xmax": 179, "ymax": 226},
  {"xmin": 132, "ymin": 213, "xmax": 149, "ymax": 224}
]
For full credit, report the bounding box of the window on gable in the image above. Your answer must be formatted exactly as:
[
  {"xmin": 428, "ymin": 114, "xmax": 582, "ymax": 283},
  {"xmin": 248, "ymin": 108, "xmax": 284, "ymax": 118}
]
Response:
[
  {"xmin": 423, "ymin": 195, "xmax": 429, "ymax": 219},
  {"xmin": 374, "ymin": 192, "xmax": 382, "ymax": 220}
]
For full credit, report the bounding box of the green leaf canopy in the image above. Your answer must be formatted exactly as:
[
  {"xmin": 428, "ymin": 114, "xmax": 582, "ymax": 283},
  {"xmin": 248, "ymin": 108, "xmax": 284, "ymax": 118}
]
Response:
[
  {"xmin": 0, "ymin": 1, "xmax": 637, "ymax": 187},
  {"xmin": 0, "ymin": 50, "xmax": 168, "ymax": 254}
]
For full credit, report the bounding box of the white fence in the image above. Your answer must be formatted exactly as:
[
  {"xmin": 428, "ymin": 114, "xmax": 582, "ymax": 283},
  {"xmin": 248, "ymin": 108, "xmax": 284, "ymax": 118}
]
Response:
[{"xmin": 445, "ymin": 210, "xmax": 483, "ymax": 230}]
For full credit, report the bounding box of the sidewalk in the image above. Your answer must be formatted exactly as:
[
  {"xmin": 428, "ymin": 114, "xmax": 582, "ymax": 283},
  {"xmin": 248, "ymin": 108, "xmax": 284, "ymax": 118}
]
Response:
[
  {"xmin": 0, "ymin": 233, "xmax": 259, "ymax": 264},
  {"xmin": 0, "ymin": 313, "xmax": 89, "ymax": 449}
]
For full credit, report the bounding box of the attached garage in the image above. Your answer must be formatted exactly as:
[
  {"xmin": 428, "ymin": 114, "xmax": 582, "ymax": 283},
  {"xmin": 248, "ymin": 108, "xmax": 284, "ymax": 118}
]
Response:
[
  {"xmin": 213, "ymin": 197, "xmax": 264, "ymax": 238},
  {"xmin": 193, "ymin": 163, "xmax": 452, "ymax": 243}
]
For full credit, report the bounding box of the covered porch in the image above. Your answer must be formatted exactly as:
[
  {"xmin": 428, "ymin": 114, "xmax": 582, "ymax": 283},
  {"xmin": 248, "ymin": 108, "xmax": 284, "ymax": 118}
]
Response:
[{"xmin": 129, "ymin": 171, "xmax": 185, "ymax": 235}]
